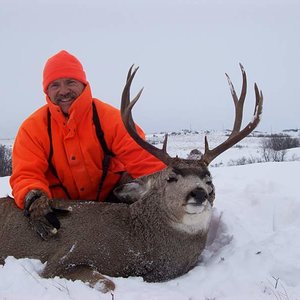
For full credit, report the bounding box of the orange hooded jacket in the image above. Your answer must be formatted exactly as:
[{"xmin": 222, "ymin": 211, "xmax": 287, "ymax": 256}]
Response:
[{"xmin": 10, "ymin": 83, "xmax": 166, "ymax": 208}]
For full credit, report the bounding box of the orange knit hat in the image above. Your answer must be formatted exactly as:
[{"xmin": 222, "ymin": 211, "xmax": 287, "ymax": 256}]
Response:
[{"xmin": 43, "ymin": 50, "xmax": 87, "ymax": 93}]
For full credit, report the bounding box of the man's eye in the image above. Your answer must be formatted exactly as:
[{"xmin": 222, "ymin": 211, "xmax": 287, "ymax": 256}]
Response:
[{"xmin": 49, "ymin": 83, "xmax": 59, "ymax": 88}]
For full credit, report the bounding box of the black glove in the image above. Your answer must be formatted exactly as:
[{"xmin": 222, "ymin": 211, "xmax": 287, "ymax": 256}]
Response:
[{"xmin": 24, "ymin": 190, "xmax": 71, "ymax": 240}]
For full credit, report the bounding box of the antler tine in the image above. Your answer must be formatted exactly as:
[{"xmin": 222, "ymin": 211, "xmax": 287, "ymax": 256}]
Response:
[
  {"xmin": 226, "ymin": 63, "xmax": 247, "ymax": 137},
  {"xmin": 121, "ymin": 66, "xmax": 173, "ymax": 166},
  {"xmin": 126, "ymin": 64, "xmax": 134, "ymax": 82},
  {"xmin": 254, "ymin": 83, "xmax": 263, "ymax": 116},
  {"xmin": 201, "ymin": 66, "xmax": 263, "ymax": 165},
  {"xmin": 121, "ymin": 65, "xmax": 139, "ymax": 130},
  {"xmin": 162, "ymin": 134, "xmax": 168, "ymax": 153}
]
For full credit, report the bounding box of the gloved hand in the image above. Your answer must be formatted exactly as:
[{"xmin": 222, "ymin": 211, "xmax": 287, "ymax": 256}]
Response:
[{"xmin": 24, "ymin": 189, "xmax": 71, "ymax": 240}]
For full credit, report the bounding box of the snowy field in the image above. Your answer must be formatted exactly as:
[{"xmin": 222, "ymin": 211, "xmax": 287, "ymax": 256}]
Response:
[{"xmin": 1, "ymin": 131, "xmax": 300, "ymax": 300}]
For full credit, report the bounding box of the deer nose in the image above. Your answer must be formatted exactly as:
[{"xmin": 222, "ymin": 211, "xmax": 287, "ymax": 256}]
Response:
[{"xmin": 190, "ymin": 188, "xmax": 207, "ymax": 204}]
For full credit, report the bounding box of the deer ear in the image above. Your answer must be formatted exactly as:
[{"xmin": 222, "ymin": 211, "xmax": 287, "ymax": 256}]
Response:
[{"xmin": 113, "ymin": 180, "xmax": 148, "ymax": 204}]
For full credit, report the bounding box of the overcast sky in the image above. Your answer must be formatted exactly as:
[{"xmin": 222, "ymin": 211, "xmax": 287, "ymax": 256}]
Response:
[{"xmin": 1, "ymin": 0, "xmax": 299, "ymax": 139}]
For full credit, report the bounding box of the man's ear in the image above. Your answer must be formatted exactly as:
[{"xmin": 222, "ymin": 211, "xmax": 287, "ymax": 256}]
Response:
[{"xmin": 113, "ymin": 179, "xmax": 148, "ymax": 204}]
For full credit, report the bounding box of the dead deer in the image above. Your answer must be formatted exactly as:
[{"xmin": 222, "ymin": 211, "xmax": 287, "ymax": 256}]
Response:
[{"xmin": 0, "ymin": 64, "xmax": 263, "ymax": 293}]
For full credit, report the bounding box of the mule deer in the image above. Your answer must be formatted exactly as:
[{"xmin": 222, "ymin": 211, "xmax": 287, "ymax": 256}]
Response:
[{"xmin": 0, "ymin": 64, "xmax": 263, "ymax": 293}]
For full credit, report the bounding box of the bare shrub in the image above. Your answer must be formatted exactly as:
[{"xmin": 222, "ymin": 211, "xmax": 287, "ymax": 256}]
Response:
[
  {"xmin": 260, "ymin": 134, "xmax": 300, "ymax": 162},
  {"xmin": 227, "ymin": 155, "xmax": 263, "ymax": 166},
  {"xmin": 228, "ymin": 156, "xmax": 248, "ymax": 166},
  {"xmin": 233, "ymin": 144, "xmax": 244, "ymax": 149},
  {"xmin": 0, "ymin": 144, "xmax": 12, "ymax": 176},
  {"xmin": 264, "ymin": 134, "xmax": 300, "ymax": 150}
]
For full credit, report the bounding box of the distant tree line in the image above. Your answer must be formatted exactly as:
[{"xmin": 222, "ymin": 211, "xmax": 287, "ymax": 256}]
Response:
[{"xmin": 0, "ymin": 144, "xmax": 12, "ymax": 176}]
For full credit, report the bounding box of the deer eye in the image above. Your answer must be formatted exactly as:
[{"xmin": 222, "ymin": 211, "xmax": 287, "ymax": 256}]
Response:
[
  {"xmin": 166, "ymin": 172, "xmax": 178, "ymax": 183},
  {"xmin": 204, "ymin": 175, "xmax": 213, "ymax": 185},
  {"xmin": 207, "ymin": 182, "xmax": 215, "ymax": 195},
  {"xmin": 204, "ymin": 176, "xmax": 214, "ymax": 193}
]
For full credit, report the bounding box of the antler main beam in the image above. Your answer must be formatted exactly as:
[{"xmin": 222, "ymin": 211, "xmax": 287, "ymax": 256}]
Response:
[
  {"xmin": 201, "ymin": 64, "xmax": 263, "ymax": 165},
  {"xmin": 121, "ymin": 65, "xmax": 172, "ymax": 166}
]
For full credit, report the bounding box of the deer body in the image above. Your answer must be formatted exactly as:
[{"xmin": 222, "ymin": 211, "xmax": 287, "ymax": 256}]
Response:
[{"xmin": 0, "ymin": 163, "xmax": 213, "ymax": 283}]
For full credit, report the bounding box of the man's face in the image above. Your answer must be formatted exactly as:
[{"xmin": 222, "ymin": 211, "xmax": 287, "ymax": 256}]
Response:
[{"xmin": 47, "ymin": 78, "xmax": 85, "ymax": 114}]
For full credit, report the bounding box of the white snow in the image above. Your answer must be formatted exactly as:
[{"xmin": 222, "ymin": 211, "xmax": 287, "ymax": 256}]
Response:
[{"xmin": 1, "ymin": 133, "xmax": 300, "ymax": 300}]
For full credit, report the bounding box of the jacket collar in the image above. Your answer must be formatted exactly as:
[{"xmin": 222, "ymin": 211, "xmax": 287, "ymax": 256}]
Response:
[{"xmin": 46, "ymin": 82, "xmax": 93, "ymax": 125}]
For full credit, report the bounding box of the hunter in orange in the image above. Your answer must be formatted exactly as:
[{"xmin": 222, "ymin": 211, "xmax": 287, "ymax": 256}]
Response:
[{"xmin": 10, "ymin": 50, "xmax": 166, "ymax": 239}]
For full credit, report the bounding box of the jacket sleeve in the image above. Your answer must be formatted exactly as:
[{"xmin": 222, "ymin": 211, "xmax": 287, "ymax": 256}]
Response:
[
  {"xmin": 109, "ymin": 114, "xmax": 167, "ymax": 178},
  {"xmin": 10, "ymin": 120, "xmax": 51, "ymax": 209}
]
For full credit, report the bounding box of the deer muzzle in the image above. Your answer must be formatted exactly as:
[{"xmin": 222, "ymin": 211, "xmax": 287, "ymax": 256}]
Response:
[{"xmin": 188, "ymin": 188, "xmax": 208, "ymax": 205}]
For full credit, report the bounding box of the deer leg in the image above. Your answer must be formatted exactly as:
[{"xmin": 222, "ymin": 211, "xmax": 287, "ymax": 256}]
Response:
[{"xmin": 62, "ymin": 265, "xmax": 115, "ymax": 293}]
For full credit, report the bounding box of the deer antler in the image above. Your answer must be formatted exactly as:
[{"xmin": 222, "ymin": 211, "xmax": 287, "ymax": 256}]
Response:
[
  {"xmin": 201, "ymin": 64, "xmax": 263, "ymax": 165},
  {"xmin": 121, "ymin": 64, "xmax": 263, "ymax": 167},
  {"xmin": 121, "ymin": 65, "xmax": 172, "ymax": 165}
]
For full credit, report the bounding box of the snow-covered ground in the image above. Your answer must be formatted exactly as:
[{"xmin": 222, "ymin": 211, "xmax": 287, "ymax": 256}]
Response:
[{"xmin": 1, "ymin": 132, "xmax": 300, "ymax": 300}]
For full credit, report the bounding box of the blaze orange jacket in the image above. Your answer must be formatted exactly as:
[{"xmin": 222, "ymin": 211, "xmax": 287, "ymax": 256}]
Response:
[{"xmin": 10, "ymin": 83, "xmax": 166, "ymax": 208}]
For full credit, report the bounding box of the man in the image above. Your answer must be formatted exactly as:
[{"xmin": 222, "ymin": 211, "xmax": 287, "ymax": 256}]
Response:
[{"xmin": 10, "ymin": 50, "xmax": 166, "ymax": 239}]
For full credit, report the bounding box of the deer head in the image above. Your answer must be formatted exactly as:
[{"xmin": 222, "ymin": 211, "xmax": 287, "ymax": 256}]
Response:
[{"xmin": 116, "ymin": 64, "xmax": 263, "ymax": 233}]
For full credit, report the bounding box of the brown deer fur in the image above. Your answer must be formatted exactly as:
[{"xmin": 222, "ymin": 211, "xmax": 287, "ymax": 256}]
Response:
[{"xmin": 0, "ymin": 160, "xmax": 215, "ymax": 291}]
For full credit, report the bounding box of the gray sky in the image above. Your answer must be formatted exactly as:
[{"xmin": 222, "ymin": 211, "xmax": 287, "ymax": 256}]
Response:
[{"xmin": 1, "ymin": 0, "xmax": 299, "ymax": 139}]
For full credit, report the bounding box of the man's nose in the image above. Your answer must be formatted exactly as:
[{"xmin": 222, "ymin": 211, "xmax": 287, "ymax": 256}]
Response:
[{"xmin": 58, "ymin": 83, "xmax": 70, "ymax": 94}]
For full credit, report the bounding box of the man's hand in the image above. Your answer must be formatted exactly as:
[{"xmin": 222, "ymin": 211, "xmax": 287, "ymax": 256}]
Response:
[{"xmin": 24, "ymin": 190, "xmax": 71, "ymax": 240}]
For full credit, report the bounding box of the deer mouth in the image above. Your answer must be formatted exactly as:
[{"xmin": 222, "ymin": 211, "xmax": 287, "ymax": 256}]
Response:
[
  {"xmin": 184, "ymin": 199, "xmax": 211, "ymax": 214},
  {"xmin": 175, "ymin": 199, "xmax": 212, "ymax": 234},
  {"xmin": 183, "ymin": 187, "xmax": 210, "ymax": 214}
]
